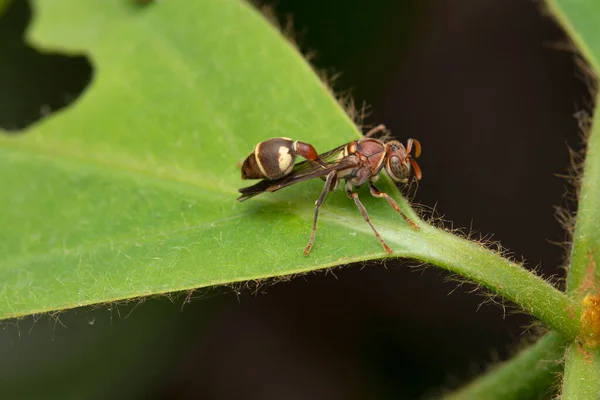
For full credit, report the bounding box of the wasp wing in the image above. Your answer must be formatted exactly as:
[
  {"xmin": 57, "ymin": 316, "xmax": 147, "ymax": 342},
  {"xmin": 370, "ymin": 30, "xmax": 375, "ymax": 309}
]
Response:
[{"xmin": 237, "ymin": 144, "xmax": 357, "ymax": 202}]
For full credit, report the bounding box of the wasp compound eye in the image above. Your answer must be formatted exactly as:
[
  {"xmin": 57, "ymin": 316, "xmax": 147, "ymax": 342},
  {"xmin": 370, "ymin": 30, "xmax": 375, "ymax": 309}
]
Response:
[{"xmin": 387, "ymin": 155, "xmax": 411, "ymax": 182}]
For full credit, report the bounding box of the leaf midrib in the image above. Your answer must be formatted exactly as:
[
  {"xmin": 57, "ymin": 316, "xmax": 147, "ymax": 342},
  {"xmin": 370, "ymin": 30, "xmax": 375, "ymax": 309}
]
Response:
[{"xmin": 0, "ymin": 138, "xmax": 237, "ymax": 198}]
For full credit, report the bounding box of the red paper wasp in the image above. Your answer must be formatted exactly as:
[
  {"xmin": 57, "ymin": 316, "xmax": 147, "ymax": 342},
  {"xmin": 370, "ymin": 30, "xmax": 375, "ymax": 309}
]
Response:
[{"xmin": 237, "ymin": 125, "xmax": 422, "ymax": 255}]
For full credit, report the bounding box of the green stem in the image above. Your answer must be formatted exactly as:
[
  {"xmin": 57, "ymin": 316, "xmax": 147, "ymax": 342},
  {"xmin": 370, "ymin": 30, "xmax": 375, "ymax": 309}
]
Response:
[
  {"xmin": 408, "ymin": 225, "xmax": 582, "ymax": 340},
  {"xmin": 544, "ymin": 2, "xmax": 600, "ymax": 398},
  {"xmin": 562, "ymin": 343, "xmax": 600, "ymax": 399},
  {"xmin": 547, "ymin": 0, "xmax": 600, "ymax": 300},
  {"xmin": 560, "ymin": 92, "xmax": 600, "ymax": 398},
  {"xmin": 559, "ymin": 88, "xmax": 600, "ymax": 399},
  {"xmin": 444, "ymin": 332, "xmax": 566, "ymax": 400},
  {"xmin": 565, "ymin": 95, "xmax": 600, "ymax": 297}
]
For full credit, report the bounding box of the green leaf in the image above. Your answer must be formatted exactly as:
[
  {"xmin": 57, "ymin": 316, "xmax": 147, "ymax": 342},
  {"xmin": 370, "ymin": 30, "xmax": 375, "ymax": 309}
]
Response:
[
  {"xmin": 0, "ymin": 0, "xmax": 10, "ymax": 17},
  {"xmin": 0, "ymin": 0, "xmax": 584, "ymax": 334},
  {"xmin": 444, "ymin": 333, "xmax": 566, "ymax": 400},
  {"xmin": 0, "ymin": 0, "xmax": 412, "ymax": 319},
  {"xmin": 547, "ymin": 0, "xmax": 600, "ymax": 73}
]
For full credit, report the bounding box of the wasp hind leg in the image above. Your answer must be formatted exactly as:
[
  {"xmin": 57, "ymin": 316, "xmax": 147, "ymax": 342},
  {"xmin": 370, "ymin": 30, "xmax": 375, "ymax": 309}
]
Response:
[{"xmin": 304, "ymin": 170, "xmax": 338, "ymax": 255}]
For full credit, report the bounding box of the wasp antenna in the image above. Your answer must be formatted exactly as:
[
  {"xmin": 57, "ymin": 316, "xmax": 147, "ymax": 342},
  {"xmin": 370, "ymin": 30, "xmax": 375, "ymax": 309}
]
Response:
[
  {"xmin": 409, "ymin": 158, "xmax": 423, "ymax": 180},
  {"xmin": 409, "ymin": 139, "xmax": 422, "ymax": 158}
]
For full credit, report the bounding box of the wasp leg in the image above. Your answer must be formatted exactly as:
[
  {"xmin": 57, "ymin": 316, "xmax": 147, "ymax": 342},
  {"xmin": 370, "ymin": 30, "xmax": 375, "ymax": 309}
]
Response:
[
  {"xmin": 346, "ymin": 185, "xmax": 393, "ymax": 254},
  {"xmin": 364, "ymin": 124, "xmax": 387, "ymax": 138},
  {"xmin": 368, "ymin": 183, "xmax": 419, "ymax": 230},
  {"xmin": 304, "ymin": 170, "xmax": 338, "ymax": 255}
]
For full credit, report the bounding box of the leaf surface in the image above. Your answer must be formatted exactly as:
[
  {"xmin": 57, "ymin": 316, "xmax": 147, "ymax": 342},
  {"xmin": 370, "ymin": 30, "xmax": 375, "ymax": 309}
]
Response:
[{"xmin": 0, "ymin": 0, "xmax": 421, "ymax": 319}]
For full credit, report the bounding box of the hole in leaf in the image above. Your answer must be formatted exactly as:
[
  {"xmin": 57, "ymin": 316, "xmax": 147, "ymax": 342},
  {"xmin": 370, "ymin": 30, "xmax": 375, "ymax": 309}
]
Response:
[{"xmin": 0, "ymin": 0, "xmax": 93, "ymax": 133}]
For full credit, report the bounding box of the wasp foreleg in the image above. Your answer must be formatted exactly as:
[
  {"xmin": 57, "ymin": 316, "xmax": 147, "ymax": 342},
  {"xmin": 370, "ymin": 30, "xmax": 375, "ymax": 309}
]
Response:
[
  {"xmin": 368, "ymin": 183, "xmax": 419, "ymax": 230},
  {"xmin": 346, "ymin": 183, "xmax": 393, "ymax": 254}
]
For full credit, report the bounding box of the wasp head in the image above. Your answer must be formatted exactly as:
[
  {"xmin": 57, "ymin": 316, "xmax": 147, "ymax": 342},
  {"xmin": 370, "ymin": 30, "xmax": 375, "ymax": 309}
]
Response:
[{"xmin": 385, "ymin": 139, "xmax": 422, "ymax": 183}]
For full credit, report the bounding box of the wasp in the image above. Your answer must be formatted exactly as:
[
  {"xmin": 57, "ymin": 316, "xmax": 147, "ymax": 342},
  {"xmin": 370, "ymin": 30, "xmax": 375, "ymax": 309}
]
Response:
[{"xmin": 237, "ymin": 125, "xmax": 422, "ymax": 255}]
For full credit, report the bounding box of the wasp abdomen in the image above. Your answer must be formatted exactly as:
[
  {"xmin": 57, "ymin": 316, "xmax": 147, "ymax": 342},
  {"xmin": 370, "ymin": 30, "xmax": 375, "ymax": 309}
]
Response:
[{"xmin": 241, "ymin": 137, "xmax": 296, "ymax": 180}]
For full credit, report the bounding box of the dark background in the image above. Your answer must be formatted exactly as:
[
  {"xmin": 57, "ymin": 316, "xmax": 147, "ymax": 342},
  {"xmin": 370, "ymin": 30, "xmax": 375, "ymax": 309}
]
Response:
[{"xmin": 0, "ymin": 0, "xmax": 595, "ymax": 399}]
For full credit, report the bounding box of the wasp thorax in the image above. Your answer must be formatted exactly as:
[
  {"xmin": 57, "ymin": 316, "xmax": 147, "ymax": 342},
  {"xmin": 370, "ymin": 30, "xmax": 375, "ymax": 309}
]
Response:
[
  {"xmin": 241, "ymin": 137, "xmax": 296, "ymax": 180},
  {"xmin": 386, "ymin": 155, "xmax": 411, "ymax": 183}
]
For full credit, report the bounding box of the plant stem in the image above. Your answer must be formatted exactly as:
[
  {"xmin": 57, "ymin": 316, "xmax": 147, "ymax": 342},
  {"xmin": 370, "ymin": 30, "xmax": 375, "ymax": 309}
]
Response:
[
  {"xmin": 542, "ymin": 1, "xmax": 600, "ymax": 398},
  {"xmin": 565, "ymin": 95, "xmax": 600, "ymax": 298},
  {"xmin": 444, "ymin": 332, "xmax": 566, "ymax": 400},
  {"xmin": 405, "ymin": 226, "xmax": 582, "ymax": 340},
  {"xmin": 561, "ymin": 342, "xmax": 600, "ymax": 399},
  {"xmin": 567, "ymin": 117, "xmax": 600, "ymax": 283},
  {"xmin": 547, "ymin": 0, "xmax": 600, "ymax": 300},
  {"xmin": 560, "ymin": 96, "xmax": 600, "ymax": 398}
]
